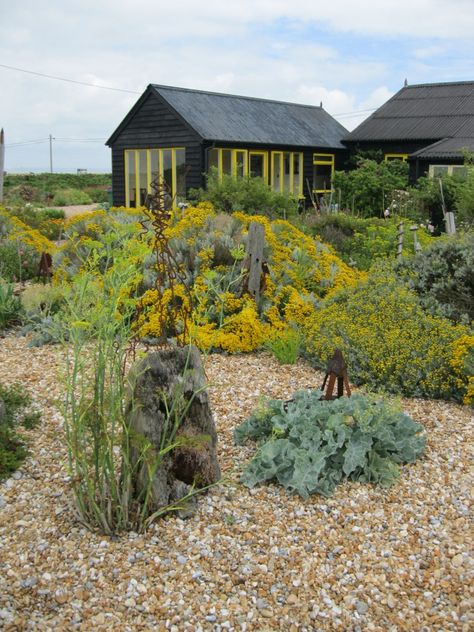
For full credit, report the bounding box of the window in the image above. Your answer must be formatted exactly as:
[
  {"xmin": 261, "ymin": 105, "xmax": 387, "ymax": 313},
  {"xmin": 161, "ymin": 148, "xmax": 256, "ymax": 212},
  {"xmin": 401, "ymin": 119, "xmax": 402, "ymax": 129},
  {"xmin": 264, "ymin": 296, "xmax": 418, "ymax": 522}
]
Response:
[
  {"xmin": 313, "ymin": 153, "xmax": 334, "ymax": 193},
  {"xmin": 124, "ymin": 148, "xmax": 186, "ymax": 207},
  {"xmin": 271, "ymin": 151, "xmax": 303, "ymax": 195},
  {"xmin": 249, "ymin": 151, "xmax": 268, "ymax": 179},
  {"xmin": 385, "ymin": 153, "xmax": 408, "ymax": 162},
  {"xmin": 429, "ymin": 164, "xmax": 468, "ymax": 178}
]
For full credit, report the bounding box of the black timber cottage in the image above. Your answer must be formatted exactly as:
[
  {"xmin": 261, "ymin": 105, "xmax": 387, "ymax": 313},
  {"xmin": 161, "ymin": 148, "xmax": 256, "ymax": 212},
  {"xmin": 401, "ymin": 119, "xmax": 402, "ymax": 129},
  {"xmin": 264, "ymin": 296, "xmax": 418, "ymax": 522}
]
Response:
[
  {"xmin": 106, "ymin": 84, "xmax": 348, "ymax": 207},
  {"xmin": 343, "ymin": 81, "xmax": 474, "ymax": 182}
]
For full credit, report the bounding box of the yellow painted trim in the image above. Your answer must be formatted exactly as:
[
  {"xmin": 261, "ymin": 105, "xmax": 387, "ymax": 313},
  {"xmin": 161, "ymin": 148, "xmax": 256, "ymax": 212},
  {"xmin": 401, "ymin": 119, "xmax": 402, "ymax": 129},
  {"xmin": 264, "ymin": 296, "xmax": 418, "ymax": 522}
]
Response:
[
  {"xmin": 298, "ymin": 152, "xmax": 303, "ymax": 196},
  {"xmin": 313, "ymin": 153, "xmax": 335, "ymax": 164},
  {"xmin": 289, "ymin": 153, "xmax": 294, "ymax": 194},
  {"xmin": 249, "ymin": 150, "xmax": 268, "ymax": 181},
  {"xmin": 171, "ymin": 149, "xmax": 177, "ymax": 199},
  {"xmin": 146, "ymin": 150, "xmax": 151, "ymax": 193},
  {"xmin": 384, "ymin": 153, "xmax": 408, "ymax": 161},
  {"xmin": 134, "ymin": 152, "xmax": 140, "ymax": 206},
  {"xmin": 124, "ymin": 150, "xmax": 130, "ymax": 206}
]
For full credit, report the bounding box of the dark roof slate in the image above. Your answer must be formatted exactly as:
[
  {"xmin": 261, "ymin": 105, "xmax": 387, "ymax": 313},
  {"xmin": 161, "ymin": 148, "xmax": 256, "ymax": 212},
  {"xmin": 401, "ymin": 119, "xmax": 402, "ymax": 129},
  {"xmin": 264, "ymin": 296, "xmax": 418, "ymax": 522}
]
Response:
[
  {"xmin": 150, "ymin": 85, "xmax": 348, "ymax": 148},
  {"xmin": 344, "ymin": 81, "xmax": 474, "ymax": 143},
  {"xmin": 411, "ymin": 137, "xmax": 474, "ymax": 159}
]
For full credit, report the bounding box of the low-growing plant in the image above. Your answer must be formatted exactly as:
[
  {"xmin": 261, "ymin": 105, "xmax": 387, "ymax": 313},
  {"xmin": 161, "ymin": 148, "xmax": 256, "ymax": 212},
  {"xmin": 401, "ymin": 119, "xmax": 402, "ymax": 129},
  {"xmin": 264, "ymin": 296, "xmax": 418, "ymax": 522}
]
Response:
[
  {"xmin": 52, "ymin": 188, "xmax": 93, "ymax": 206},
  {"xmin": 0, "ymin": 280, "xmax": 22, "ymax": 330},
  {"xmin": 235, "ymin": 390, "xmax": 426, "ymax": 498},
  {"xmin": 265, "ymin": 327, "xmax": 302, "ymax": 364},
  {"xmin": 395, "ymin": 233, "xmax": 474, "ymax": 325},
  {"xmin": 0, "ymin": 382, "xmax": 41, "ymax": 480}
]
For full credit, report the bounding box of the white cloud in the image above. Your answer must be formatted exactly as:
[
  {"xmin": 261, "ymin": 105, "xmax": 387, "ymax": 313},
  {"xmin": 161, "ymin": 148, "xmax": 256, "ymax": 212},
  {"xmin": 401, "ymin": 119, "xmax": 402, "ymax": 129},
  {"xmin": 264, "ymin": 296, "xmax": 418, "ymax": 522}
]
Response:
[{"xmin": 1, "ymin": 0, "xmax": 473, "ymax": 170}]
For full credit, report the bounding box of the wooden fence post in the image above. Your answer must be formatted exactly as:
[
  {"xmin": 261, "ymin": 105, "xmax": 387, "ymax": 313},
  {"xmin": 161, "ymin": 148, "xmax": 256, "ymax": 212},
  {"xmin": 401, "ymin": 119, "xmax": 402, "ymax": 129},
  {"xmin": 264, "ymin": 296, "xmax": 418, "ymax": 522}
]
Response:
[{"xmin": 246, "ymin": 222, "xmax": 265, "ymax": 303}]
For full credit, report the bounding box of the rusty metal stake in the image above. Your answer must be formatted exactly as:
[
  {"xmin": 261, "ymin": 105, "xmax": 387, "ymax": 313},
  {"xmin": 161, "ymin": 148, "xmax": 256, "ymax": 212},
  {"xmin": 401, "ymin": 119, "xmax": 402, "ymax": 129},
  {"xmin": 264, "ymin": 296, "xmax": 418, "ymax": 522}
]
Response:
[{"xmin": 320, "ymin": 349, "xmax": 351, "ymax": 400}]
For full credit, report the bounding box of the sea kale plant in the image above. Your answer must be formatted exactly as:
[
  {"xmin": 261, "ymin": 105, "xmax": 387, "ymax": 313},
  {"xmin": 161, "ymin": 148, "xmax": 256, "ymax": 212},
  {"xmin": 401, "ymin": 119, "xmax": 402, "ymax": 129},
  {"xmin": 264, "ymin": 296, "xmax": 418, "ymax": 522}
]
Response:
[{"xmin": 235, "ymin": 390, "xmax": 426, "ymax": 498}]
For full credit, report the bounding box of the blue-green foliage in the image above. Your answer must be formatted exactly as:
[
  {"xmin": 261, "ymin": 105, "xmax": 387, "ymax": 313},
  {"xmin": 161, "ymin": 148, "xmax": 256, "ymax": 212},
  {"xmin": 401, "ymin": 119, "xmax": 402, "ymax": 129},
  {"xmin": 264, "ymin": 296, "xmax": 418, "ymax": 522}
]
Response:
[{"xmin": 234, "ymin": 391, "xmax": 426, "ymax": 498}]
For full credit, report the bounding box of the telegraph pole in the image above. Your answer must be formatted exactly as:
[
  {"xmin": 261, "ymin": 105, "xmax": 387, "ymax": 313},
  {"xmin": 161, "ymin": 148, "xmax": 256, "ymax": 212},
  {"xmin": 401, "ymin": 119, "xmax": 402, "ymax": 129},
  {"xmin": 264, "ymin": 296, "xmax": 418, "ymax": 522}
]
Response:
[
  {"xmin": 49, "ymin": 134, "xmax": 54, "ymax": 173},
  {"xmin": 0, "ymin": 129, "xmax": 5, "ymax": 204}
]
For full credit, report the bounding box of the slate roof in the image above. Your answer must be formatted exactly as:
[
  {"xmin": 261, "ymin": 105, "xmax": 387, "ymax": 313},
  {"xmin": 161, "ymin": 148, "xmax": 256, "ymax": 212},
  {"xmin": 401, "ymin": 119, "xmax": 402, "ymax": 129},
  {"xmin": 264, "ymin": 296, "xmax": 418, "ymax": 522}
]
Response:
[
  {"xmin": 147, "ymin": 84, "xmax": 348, "ymax": 148},
  {"xmin": 344, "ymin": 81, "xmax": 474, "ymax": 145}
]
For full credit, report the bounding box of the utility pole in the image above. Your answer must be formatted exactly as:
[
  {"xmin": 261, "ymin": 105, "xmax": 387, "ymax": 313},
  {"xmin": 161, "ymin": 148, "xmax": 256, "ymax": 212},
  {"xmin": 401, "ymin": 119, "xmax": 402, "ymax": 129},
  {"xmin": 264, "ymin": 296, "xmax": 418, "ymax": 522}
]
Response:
[
  {"xmin": 49, "ymin": 134, "xmax": 54, "ymax": 173},
  {"xmin": 0, "ymin": 129, "xmax": 4, "ymax": 204}
]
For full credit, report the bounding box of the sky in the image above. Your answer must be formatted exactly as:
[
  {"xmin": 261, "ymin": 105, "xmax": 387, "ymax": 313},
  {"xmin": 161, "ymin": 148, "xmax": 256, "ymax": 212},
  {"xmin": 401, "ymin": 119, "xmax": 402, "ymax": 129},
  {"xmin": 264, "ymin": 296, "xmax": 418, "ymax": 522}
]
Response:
[{"xmin": 1, "ymin": 0, "xmax": 474, "ymax": 173}]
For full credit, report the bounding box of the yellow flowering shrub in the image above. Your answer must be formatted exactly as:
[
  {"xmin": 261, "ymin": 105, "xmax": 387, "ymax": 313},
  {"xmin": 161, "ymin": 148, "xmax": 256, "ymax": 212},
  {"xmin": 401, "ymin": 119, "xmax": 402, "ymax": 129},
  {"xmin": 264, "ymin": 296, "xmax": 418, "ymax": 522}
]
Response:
[
  {"xmin": 136, "ymin": 203, "xmax": 360, "ymax": 352},
  {"xmin": 450, "ymin": 335, "xmax": 474, "ymax": 405},
  {"xmin": 304, "ymin": 268, "xmax": 471, "ymax": 400}
]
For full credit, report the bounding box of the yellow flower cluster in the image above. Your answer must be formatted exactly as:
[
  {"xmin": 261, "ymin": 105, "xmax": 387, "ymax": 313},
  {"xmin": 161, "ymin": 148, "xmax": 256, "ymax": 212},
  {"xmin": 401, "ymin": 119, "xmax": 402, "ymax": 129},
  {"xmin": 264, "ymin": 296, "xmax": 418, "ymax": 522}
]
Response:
[
  {"xmin": 450, "ymin": 335, "xmax": 474, "ymax": 405},
  {"xmin": 136, "ymin": 203, "xmax": 360, "ymax": 353},
  {"xmin": 0, "ymin": 208, "xmax": 56, "ymax": 254}
]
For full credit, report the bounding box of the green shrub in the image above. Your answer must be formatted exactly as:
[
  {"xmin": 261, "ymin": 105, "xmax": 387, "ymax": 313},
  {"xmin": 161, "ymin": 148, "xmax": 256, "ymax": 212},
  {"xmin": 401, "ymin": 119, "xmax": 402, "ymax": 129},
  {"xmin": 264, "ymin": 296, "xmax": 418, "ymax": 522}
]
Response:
[
  {"xmin": 303, "ymin": 267, "xmax": 470, "ymax": 400},
  {"xmin": 0, "ymin": 240, "xmax": 39, "ymax": 282},
  {"xmin": 235, "ymin": 390, "xmax": 426, "ymax": 498},
  {"xmin": 0, "ymin": 383, "xmax": 40, "ymax": 481},
  {"xmin": 307, "ymin": 214, "xmax": 434, "ymax": 270},
  {"xmin": 52, "ymin": 188, "xmax": 93, "ymax": 206},
  {"xmin": 332, "ymin": 159, "xmax": 410, "ymax": 217},
  {"xmin": 0, "ymin": 280, "xmax": 22, "ymax": 330},
  {"xmin": 189, "ymin": 168, "xmax": 298, "ymax": 219},
  {"xmin": 396, "ymin": 234, "xmax": 474, "ymax": 325}
]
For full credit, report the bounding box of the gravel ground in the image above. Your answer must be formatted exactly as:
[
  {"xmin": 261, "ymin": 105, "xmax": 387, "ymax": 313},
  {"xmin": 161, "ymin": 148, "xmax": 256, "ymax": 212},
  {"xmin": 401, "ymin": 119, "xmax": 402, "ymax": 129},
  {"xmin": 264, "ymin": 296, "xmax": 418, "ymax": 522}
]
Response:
[{"xmin": 0, "ymin": 334, "xmax": 472, "ymax": 631}]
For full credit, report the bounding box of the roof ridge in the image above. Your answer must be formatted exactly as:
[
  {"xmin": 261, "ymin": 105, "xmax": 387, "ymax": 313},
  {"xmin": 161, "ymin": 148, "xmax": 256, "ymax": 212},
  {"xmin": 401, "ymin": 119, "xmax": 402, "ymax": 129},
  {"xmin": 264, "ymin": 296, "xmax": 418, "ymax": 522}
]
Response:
[
  {"xmin": 403, "ymin": 80, "xmax": 474, "ymax": 89},
  {"xmin": 151, "ymin": 84, "xmax": 324, "ymax": 111}
]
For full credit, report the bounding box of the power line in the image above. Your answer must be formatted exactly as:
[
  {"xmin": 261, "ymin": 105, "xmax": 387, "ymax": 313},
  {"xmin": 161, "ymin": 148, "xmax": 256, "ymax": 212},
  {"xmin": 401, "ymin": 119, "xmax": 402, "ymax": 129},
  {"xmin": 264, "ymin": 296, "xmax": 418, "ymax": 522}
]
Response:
[{"xmin": 0, "ymin": 63, "xmax": 140, "ymax": 94}]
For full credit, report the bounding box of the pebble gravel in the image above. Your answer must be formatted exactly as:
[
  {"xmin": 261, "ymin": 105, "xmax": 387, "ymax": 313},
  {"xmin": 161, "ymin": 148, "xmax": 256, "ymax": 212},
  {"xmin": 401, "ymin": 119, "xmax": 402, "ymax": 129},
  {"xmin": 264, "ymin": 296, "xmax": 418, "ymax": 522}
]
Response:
[{"xmin": 0, "ymin": 334, "xmax": 472, "ymax": 631}]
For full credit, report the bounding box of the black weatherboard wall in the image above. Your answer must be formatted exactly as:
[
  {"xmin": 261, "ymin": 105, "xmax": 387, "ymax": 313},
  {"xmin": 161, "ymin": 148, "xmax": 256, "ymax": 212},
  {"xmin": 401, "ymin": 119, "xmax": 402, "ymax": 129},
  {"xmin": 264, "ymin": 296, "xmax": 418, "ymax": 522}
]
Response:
[
  {"xmin": 107, "ymin": 88, "xmax": 204, "ymax": 206},
  {"xmin": 107, "ymin": 84, "xmax": 349, "ymax": 207}
]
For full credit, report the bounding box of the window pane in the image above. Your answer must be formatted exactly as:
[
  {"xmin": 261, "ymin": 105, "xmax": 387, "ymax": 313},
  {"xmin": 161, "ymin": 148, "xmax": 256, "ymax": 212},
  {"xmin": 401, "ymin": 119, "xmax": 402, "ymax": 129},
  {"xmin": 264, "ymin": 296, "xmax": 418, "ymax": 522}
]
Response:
[
  {"xmin": 313, "ymin": 164, "xmax": 332, "ymax": 191},
  {"xmin": 235, "ymin": 151, "xmax": 246, "ymax": 178},
  {"xmin": 431, "ymin": 165, "xmax": 449, "ymax": 177},
  {"xmin": 250, "ymin": 154, "xmax": 264, "ymax": 178},
  {"xmin": 150, "ymin": 149, "xmax": 159, "ymax": 187},
  {"xmin": 222, "ymin": 150, "xmax": 231, "ymax": 176},
  {"xmin": 162, "ymin": 149, "xmax": 173, "ymax": 193},
  {"xmin": 314, "ymin": 154, "xmax": 333, "ymax": 163},
  {"xmin": 208, "ymin": 148, "xmax": 218, "ymax": 173},
  {"xmin": 175, "ymin": 149, "xmax": 186, "ymax": 198},
  {"xmin": 293, "ymin": 154, "xmax": 302, "ymax": 194},
  {"xmin": 127, "ymin": 151, "xmax": 136, "ymax": 207},
  {"xmin": 451, "ymin": 166, "xmax": 467, "ymax": 178},
  {"xmin": 272, "ymin": 153, "xmax": 281, "ymax": 192},
  {"xmin": 283, "ymin": 153, "xmax": 291, "ymax": 192},
  {"xmin": 138, "ymin": 150, "xmax": 148, "ymax": 206}
]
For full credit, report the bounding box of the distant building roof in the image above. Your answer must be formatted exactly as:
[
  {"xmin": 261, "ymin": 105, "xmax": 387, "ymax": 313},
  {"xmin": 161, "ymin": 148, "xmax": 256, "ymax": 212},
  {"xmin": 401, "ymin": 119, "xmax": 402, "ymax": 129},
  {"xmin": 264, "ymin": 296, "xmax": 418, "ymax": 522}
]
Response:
[
  {"xmin": 344, "ymin": 81, "xmax": 474, "ymax": 145},
  {"xmin": 149, "ymin": 84, "xmax": 348, "ymax": 148}
]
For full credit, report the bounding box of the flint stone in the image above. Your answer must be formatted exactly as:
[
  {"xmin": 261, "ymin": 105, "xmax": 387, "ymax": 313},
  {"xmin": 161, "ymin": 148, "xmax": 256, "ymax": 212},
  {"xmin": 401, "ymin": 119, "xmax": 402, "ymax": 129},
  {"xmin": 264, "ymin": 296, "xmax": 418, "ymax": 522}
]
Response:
[{"xmin": 126, "ymin": 346, "xmax": 220, "ymax": 517}]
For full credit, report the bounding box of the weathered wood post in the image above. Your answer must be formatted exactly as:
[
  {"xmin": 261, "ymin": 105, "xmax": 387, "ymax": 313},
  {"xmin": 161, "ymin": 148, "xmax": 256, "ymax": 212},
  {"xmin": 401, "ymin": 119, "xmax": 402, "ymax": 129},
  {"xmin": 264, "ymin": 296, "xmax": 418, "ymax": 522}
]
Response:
[
  {"xmin": 397, "ymin": 220, "xmax": 404, "ymax": 259},
  {"xmin": 245, "ymin": 222, "xmax": 265, "ymax": 303},
  {"xmin": 0, "ymin": 129, "xmax": 5, "ymax": 204},
  {"xmin": 410, "ymin": 224, "xmax": 422, "ymax": 254}
]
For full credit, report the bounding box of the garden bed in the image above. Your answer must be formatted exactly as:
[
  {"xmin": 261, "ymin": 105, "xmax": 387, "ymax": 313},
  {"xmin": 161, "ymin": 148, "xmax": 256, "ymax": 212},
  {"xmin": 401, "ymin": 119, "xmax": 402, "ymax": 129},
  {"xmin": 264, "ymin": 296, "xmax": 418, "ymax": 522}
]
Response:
[{"xmin": 0, "ymin": 334, "xmax": 472, "ymax": 631}]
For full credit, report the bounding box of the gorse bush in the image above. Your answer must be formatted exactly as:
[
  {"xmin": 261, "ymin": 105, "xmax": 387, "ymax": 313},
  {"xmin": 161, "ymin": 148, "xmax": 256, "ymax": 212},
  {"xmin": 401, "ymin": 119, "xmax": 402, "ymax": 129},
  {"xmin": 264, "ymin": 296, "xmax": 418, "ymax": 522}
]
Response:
[
  {"xmin": 235, "ymin": 391, "xmax": 426, "ymax": 498},
  {"xmin": 396, "ymin": 233, "xmax": 474, "ymax": 325},
  {"xmin": 303, "ymin": 267, "xmax": 471, "ymax": 401}
]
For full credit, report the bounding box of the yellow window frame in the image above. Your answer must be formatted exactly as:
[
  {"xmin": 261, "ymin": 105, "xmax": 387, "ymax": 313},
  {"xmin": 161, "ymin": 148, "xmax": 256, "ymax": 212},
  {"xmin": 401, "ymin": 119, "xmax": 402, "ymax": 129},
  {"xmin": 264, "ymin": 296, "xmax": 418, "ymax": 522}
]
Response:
[
  {"xmin": 271, "ymin": 151, "xmax": 303, "ymax": 195},
  {"xmin": 313, "ymin": 153, "xmax": 335, "ymax": 194},
  {"xmin": 384, "ymin": 153, "xmax": 408, "ymax": 162},
  {"xmin": 124, "ymin": 147, "xmax": 185, "ymax": 206}
]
